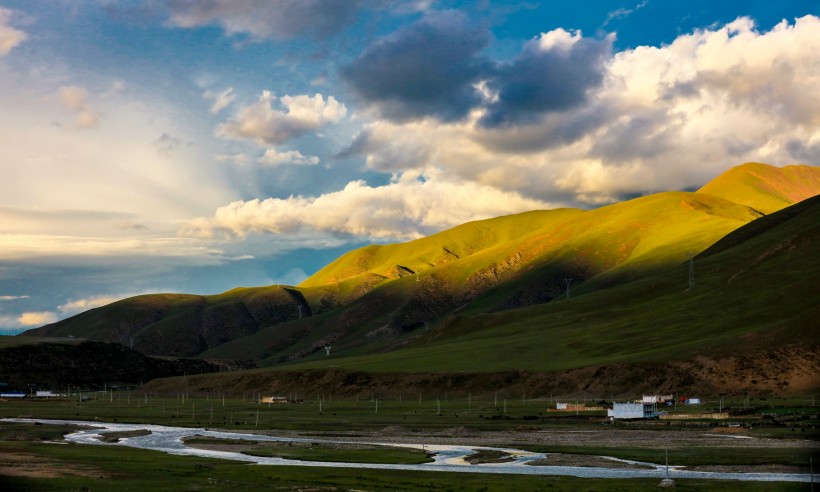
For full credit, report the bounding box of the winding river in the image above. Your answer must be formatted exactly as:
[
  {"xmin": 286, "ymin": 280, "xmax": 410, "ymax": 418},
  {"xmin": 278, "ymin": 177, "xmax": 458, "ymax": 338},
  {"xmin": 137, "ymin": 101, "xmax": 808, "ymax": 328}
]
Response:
[{"xmin": 5, "ymin": 419, "xmax": 812, "ymax": 483}]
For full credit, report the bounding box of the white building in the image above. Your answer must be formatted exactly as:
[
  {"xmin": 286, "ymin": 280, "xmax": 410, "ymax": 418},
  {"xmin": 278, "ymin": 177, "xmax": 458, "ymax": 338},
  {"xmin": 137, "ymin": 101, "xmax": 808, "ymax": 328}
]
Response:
[{"xmin": 608, "ymin": 402, "xmax": 662, "ymax": 419}]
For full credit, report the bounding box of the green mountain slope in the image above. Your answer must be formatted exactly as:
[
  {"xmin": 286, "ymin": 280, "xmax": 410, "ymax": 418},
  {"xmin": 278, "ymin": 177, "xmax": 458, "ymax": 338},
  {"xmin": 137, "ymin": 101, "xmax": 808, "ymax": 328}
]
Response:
[
  {"xmin": 299, "ymin": 163, "xmax": 817, "ymax": 317},
  {"xmin": 261, "ymin": 193, "xmax": 820, "ymax": 375},
  {"xmin": 21, "ymin": 162, "xmax": 820, "ymax": 363},
  {"xmin": 200, "ymin": 163, "xmax": 818, "ymax": 364}
]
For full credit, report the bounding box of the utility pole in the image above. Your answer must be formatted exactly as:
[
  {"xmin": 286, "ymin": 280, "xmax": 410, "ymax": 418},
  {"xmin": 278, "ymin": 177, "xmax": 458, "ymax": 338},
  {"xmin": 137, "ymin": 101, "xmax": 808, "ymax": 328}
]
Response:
[
  {"xmin": 688, "ymin": 254, "xmax": 695, "ymax": 290},
  {"xmin": 564, "ymin": 278, "xmax": 573, "ymax": 299}
]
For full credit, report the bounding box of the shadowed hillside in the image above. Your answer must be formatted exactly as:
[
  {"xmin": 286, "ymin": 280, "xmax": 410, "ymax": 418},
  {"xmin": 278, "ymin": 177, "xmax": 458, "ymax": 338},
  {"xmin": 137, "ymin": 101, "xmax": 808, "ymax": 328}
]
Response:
[
  {"xmin": 150, "ymin": 194, "xmax": 820, "ymax": 397},
  {"xmin": 24, "ymin": 286, "xmax": 312, "ymax": 357}
]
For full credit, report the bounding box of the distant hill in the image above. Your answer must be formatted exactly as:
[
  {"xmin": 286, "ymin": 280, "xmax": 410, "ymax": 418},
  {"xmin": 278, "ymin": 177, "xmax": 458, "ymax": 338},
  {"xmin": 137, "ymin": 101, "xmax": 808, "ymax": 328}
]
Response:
[
  {"xmin": 0, "ymin": 337, "xmax": 250, "ymax": 389},
  {"xmin": 22, "ymin": 163, "xmax": 820, "ymax": 371},
  {"xmin": 24, "ymin": 286, "xmax": 312, "ymax": 357}
]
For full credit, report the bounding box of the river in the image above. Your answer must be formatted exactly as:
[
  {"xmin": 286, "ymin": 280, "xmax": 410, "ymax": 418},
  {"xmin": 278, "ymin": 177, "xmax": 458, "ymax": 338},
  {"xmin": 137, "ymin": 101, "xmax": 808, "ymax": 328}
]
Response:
[{"xmin": 5, "ymin": 418, "xmax": 812, "ymax": 483}]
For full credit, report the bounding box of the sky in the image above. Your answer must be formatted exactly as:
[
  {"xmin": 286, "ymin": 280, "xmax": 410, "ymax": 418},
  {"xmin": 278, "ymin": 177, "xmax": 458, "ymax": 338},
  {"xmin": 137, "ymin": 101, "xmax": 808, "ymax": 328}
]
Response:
[{"xmin": 1, "ymin": 0, "xmax": 819, "ymax": 334}]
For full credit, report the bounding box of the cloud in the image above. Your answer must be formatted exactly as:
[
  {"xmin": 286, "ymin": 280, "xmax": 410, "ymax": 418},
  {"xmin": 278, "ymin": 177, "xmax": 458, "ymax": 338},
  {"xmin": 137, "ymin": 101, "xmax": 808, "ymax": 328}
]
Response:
[
  {"xmin": 0, "ymin": 234, "xmax": 223, "ymax": 261},
  {"xmin": 216, "ymin": 153, "xmax": 251, "ymax": 165},
  {"xmin": 602, "ymin": 0, "xmax": 648, "ymax": 27},
  {"xmin": 0, "ymin": 7, "xmax": 27, "ymax": 56},
  {"xmin": 153, "ymin": 132, "xmax": 189, "ymax": 153},
  {"xmin": 0, "ymin": 295, "xmax": 29, "ymax": 301},
  {"xmin": 203, "ymin": 87, "xmax": 236, "ymax": 113},
  {"xmin": 166, "ymin": 0, "xmax": 364, "ymax": 40},
  {"xmin": 182, "ymin": 172, "xmax": 553, "ymax": 241},
  {"xmin": 480, "ymin": 29, "xmax": 613, "ymax": 127},
  {"xmin": 57, "ymin": 85, "xmax": 99, "ymax": 129},
  {"xmin": 17, "ymin": 311, "xmax": 57, "ymax": 326},
  {"xmin": 342, "ymin": 17, "xmax": 612, "ymax": 127},
  {"xmin": 258, "ymin": 148, "xmax": 320, "ymax": 167},
  {"xmin": 341, "ymin": 10, "xmax": 491, "ymax": 122},
  {"xmin": 216, "ymin": 91, "xmax": 346, "ymax": 146},
  {"xmin": 339, "ymin": 15, "xmax": 820, "ymax": 208}
]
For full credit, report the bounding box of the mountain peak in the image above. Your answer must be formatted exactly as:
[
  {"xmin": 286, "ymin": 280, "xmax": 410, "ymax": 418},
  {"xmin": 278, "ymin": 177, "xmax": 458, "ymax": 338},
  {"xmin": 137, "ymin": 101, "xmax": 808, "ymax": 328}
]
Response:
[{"xmin": 698, "ymin": 162, "xmax": 820, "ymax": 213}]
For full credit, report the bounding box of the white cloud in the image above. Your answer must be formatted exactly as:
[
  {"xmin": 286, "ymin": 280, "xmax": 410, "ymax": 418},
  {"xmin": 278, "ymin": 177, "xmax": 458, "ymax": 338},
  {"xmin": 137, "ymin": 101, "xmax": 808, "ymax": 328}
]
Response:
[
  {"xmin": 0, "ymin": 234, "xmax": 224, "ymax": 261},
  {"xmin": 17, "ymin": 311, "xmax": 57, "ymax": 326},
  {"xmin": 602, "ymin": 0, "xmax": 648, "ymax": 27},
  {"xmin": 258, "ymin": 148, "xmax": 320, "ymax": 166},
  {"xmin": 0, "ymin": 295, "xmax": 29, "ymax": 301},
  {"xmin": 216, "ymin": 91, "xmax": 346, "ymax": 146},
  {"xmin": 203, "ymin": 87, "xmax": 236, "ymax": 113},
  {"xmin": 0, "ymin": 67, "xmax": 240, "ymax": 262},
  {"xmin": 341, "ymin": 16, "xmax": 820, "ymax": 205},
  {"xmin": 536, "ymin": 28, "xmax": 582, "ymax": 52},
  {"xmin": 182, "ymin": 172, "xmax": 553, "ymax": 241},
  {"xmin": 58, "ymin": 85, "xmax": 100, "ymax": 129},
  {"xmin": 0, "ymin": 7, "xmax": 26, "ymax": 56}
]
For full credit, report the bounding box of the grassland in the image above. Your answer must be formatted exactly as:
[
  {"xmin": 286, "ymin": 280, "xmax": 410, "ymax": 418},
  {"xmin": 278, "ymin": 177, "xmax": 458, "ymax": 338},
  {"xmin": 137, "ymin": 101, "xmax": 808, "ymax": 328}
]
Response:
[
  {"xmin": 239, "ymin": 441, "xmax": 432, "ymax": 464},
  {"xmin": 1, "ymin": 392, "xmax": 817, "ymax": 439}
]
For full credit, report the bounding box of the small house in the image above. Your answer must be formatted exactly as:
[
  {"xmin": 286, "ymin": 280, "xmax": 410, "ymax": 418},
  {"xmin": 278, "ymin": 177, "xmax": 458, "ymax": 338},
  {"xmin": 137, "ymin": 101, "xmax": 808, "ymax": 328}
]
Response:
[{"xmin": 608, "ymin": 402, "xmax": 662, "ymax": 419}]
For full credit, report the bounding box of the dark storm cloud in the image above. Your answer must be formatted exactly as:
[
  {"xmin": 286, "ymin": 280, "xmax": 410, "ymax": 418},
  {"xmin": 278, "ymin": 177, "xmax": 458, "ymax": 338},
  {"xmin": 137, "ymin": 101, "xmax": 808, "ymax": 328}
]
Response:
[
  {"xmin": 480, "ymin": 34, "xmax": 612, "ymax": 127},
  {"xmin": 474, "ymin": 105, "xmax": 610, "ymax": 154},
  {"xmin": 340, "ymin": 10, "xmax": 492, "ymax": 122},
  {"xmin": 343, "ymin": 14, "xmax": 613, "ymax": 127}
]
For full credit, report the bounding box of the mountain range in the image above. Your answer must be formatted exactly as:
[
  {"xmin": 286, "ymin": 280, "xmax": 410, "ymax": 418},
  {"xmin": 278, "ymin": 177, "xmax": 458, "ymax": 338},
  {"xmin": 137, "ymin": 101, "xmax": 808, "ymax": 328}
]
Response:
[{"xmin": 22, "ymin": 162, "xmax": 820, "ymax": 394}]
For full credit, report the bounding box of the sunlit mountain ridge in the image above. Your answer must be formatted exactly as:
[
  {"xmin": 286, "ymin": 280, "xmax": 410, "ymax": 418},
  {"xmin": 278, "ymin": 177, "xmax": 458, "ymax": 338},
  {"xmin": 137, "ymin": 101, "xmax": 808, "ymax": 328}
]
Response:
[{"xmin": 23, "ymin": 162, "xmax": 820, "ymax": 380}]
